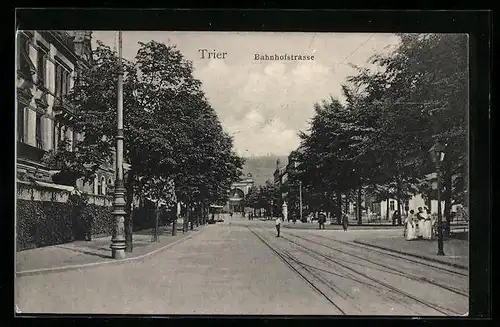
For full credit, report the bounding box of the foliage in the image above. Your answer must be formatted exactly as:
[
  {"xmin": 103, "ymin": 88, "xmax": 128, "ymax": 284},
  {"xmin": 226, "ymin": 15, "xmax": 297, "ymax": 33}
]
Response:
[
  {"xmin": 16, "ymin": 198, "xmax": 114, "ymax": 251},
  {"xmin": 41, "ymin": 39, "xmax": 244, "ymax": 242},
  {"xmin": 244, "ymin": 180, "xmax": 281, "ymax": 215},
  {"xmin": 292, "ymin": 34, "xmax": 468, "ymax": 215}
]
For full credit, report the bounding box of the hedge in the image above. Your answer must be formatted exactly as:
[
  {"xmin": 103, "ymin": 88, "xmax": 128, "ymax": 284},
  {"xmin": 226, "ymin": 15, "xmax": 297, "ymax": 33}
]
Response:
[{"xmin": 16, "ymin": 196, "xmax": 114, "ymax": 252}]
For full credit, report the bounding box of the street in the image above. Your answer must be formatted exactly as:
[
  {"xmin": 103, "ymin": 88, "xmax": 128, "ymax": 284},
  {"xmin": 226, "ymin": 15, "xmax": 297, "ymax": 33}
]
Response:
[{"xmin": 15, "ymin": 214, "xmax": 468, "ymax": 315}]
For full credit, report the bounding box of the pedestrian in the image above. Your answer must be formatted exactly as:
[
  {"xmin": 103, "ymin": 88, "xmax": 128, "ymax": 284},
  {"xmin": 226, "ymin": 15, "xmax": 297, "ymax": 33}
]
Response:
[
  {"xmin": 392, "ymin": 210, "xmax": 401, "ymax": 226},
  {"xmin": 275, "ymin": 216, "xmax": 282, "ymax": 237},
  {"xmin": 404, "ymin": 209, "xmax": 418, "ymax": 240},
  {"xmin": 342, "ymin": 213, "xmax": 349, "ymax": 231},
  {"xmin": 318, "ymin": 209, "xmax": 326, "ymax": 230}
]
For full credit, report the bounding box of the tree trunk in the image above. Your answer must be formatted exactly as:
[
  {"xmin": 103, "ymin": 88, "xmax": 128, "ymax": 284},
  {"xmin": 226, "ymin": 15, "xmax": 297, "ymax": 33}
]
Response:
[
  {"xmin": 336, "ymin": 191, "xmax": 342, "ymax": 224},
  {"xmin": 153, "ymin": 203, "xmax": 159, "ymax": 242},
  {"xmin": 196, "ymin": 205, "xmax": 200, "ymax": 227},
  {"xmin": 184, "ymin": 204, "xmax": 189, "ymax": 233},
  {"xmin": 386, "ymin": 196, "xmax": 390, "ymax": 220},
  {"xmin": 172, "ymin": 202, "xmax": 178, "ymax": 236},
  {"xmin": 201, "ymin": 204, "xmax": 205, "ymax": 224},
  {"xmin": 357, "ymin": 188, "xmax": 362, "ymax": 225},
  {"xmin": 190, "ymin": 206, "xmax": 194, "ymax": 230},
  {"xmin": 172, "ymin": 215, "xmax": 177, "ymax": 236},
  {"xmin": 125, "ymin": 169, "xmax": 135, "ymax": 253}
]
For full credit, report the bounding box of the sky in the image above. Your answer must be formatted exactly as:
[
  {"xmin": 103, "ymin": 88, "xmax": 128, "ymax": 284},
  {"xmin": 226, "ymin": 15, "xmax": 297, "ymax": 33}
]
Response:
[{"xmin": 91, "ymin": 31, "xmax": 400, "ymax": 158}]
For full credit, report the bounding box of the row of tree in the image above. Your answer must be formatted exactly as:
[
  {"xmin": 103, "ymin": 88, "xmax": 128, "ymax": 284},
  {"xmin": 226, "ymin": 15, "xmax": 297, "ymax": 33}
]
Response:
[
  {"xmin": 245, "ymin": 181, "xmax": 281, "ymax": 217},
  {"xmin": 286, "ymin": 34, "xmax": 468, "ymax": 224},
  {"xmin": 43, "ymin": 40, "xmax": 244, "ymax": 251}
]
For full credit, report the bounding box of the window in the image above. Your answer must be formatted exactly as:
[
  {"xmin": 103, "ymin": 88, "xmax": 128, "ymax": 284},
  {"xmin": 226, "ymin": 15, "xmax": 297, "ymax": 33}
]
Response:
[
  {"xmin": 17, "ymin": 106, "xmax": 25, "ymax": 142},
  {"xmin": 55, "ymin": 64, "xmax": 62, "ymax": 98},
  {"xmin": 55, "ymin": 64, "xmax": 72, "ymax": 100},
  {"xmin": 35, "ymin": 113, "xmax": 43, "ymax": 148},
  {"xmin": 101, "ymin": 177, "xmax": 106, "ymax": 195},
  {"xmin": 97, "ymin": 178, "xmax": 102, "ymax": 195},
  {"xmin": 53, "ymin": 122, "xmax": 58, "ymax": 149},
  {"xmin": 65, "ymin": 71, "xmax": 71, "ymax": 95},
  {"xmin": 18, "ymin": 34, "xmax": 32, "ymax": 78},
  {"xmin": 37, "ymin": 48, "xmax": 47, "ymax": 87},
  {"xmin": 389, "ymin": 200, "xmax": 395, "ymax": 211},
  {"xmin": 72, "ymin": 130, "xmax": 77, "ymax": 151}
]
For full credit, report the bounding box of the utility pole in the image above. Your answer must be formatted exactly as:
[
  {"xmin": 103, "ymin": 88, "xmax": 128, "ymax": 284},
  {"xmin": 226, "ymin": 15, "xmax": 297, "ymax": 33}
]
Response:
[{"xmin": 110, "ymin": 31, "xmax": 126, "ymax": 259}]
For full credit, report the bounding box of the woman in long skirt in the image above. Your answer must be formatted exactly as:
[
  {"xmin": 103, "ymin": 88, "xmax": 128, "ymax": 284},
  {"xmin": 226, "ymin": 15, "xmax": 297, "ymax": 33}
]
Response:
[
  {"xmin": 416, "ymin": 207, "xmax": 425, "ymax": 238},
  {"xmin": 342, "ymin": 213, "xmax": 349, "ymax": 231},
  {"xmin": 405, "ymin": 210, "xmax": 418, "ymax": 240}
]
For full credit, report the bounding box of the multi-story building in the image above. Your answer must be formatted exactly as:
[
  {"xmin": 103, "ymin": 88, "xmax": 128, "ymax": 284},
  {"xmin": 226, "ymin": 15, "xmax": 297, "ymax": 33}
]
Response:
[
  {"xmin": 16, "ymin": 31, "xmax": 115, "ymax": 199},
  {"xmin": 273, "ymin": 158, "xmax": 288, "ymax": 202}
]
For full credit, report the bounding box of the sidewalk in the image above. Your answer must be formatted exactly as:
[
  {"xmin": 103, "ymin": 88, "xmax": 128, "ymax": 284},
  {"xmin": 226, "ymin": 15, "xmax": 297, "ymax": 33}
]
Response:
[
  {"xmin": 16, "ymin": 220, "xmax": 207, "ymax": 275},
  {"xmin": 354, "ymin": 235, "xmax": 469, "ymax": 270}
]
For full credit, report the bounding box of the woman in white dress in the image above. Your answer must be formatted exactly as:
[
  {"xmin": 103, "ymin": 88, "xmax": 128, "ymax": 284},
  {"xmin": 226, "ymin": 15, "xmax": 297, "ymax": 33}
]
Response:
[
  {"xmin": 416, "ymin": 207, "xmax": 424, "ymax": 238},
  {"xmin": 420, "ymin": 207, "xmax": 433, "ymax": 240},
  {"xmin": 404, "ymin": 210, "xmax": 418, "ymax": 240}
]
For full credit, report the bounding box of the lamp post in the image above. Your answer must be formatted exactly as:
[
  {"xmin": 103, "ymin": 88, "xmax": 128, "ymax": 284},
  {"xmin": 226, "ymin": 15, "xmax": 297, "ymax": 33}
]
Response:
[
  {"xmin": 429, "ymin": 142, "xmax": 446, "ymax": 256},
  {"xmin": 270, "ymin": 199, "xmax": 274, "ymax": 220},
  {"xmin": 110, "ymin": 31, "xmax": 126, "ymax": 259},
  {"xmin": 299, "ymin": 181, "xmax": 303, "ymax": 223}
]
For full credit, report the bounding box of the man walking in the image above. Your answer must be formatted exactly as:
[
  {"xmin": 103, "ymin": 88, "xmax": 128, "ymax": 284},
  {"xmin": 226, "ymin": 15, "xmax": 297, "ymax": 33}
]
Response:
[
  {"xmin": 318, "ymin": 209, "xmax": 326, "ymax": 230},
  {"xmin": 275, "ymin": 216, "xmax": 282, "ymax": 237}
]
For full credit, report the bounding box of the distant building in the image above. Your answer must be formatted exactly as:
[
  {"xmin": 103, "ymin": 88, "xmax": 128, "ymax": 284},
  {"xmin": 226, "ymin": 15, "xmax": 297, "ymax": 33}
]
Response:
[
  {"xmin": 16, "ymin": 31, "xmax": 115, "ymax": 198},
  {"xmin": 273, "ymin": 158, "xmax": 288, "ymax": 202},
  {"xmin": 375, "ymin": 173, "xmax": 463, "ymax": 219},
  {"xmin": 224, "ymin": 173, "xmax": 254, "ymax": 213}
]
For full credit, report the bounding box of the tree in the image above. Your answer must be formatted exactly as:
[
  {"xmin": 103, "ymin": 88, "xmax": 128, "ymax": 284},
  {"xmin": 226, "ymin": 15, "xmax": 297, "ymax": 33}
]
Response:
[
  {"xmin": 245, "ymin": 185, "xmax": 261, "ymax": 210},
  {"xmin": 43, "ymin": 40, "xmax": 243, "ymax": 251},
  {"xmin": 348, "ymin": 34, "xmax": 468, "ymax": 218},
  {"xmin": 297, "ymin": 97, "xmax": 373, "ymax": 223}
]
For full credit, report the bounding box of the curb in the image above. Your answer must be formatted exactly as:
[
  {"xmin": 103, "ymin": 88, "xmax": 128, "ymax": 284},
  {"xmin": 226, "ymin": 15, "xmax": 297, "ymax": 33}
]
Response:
[
  {"xmin": 353, "ymin": 240, "xmax": 468, "ymax": 270},
  {"xmin": 16, "ymin": 226, "xmax": 207, "ymax": 277}
]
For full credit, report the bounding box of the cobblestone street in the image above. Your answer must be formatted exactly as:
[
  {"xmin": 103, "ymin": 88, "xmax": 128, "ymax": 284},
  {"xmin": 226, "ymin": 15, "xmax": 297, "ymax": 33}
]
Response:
[{"xmin": 15, "ymin": 216, "xmax": 468, "ymax": 315}]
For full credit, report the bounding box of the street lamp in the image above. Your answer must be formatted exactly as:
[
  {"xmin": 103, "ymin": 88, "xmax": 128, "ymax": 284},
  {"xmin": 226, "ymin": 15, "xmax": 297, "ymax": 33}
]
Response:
[
  {"xmin": 299, "ymin": 181, "xmax": 303, "ymax": 223},
  {"xmin": 429, "ymin": 142, "xmax": 446, "ymax": 256},
  {"xmin": 110, "ymin": 31, "xmax": 126, "ymax": 259}
]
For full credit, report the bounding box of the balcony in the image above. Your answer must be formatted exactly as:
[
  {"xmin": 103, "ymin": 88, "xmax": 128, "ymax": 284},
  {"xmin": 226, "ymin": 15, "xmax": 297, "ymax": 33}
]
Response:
[{"xmin": 53, "ymin": 95, "xmax": 76, "ymax": 116}]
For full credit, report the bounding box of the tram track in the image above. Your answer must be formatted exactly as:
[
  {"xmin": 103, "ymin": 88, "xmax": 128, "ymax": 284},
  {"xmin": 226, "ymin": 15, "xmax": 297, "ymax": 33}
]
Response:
[
  {"xmin": 287, "ymin": 232, "xmax": 469, "ymax": 297},
  {"xmin": 249, "ymin": 226, "xmax": 466, "ymax": 316},
  {"xmin": 306, "ymin": 233, "xmax": 468, "ymax": 275},
  {"xmin": 247, "ymin": 226, "xmax": 347, "ymax": 314},
  {"xmin": 279, "ymin": 233, "xmax": 466, "ymax": 316}
]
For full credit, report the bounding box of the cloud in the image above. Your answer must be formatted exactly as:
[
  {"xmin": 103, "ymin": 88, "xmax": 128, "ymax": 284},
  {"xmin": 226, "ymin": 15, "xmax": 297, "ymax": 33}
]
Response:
[{"xmin": 224, "ymin": 111, "xmax": 300, "ymax": 157}]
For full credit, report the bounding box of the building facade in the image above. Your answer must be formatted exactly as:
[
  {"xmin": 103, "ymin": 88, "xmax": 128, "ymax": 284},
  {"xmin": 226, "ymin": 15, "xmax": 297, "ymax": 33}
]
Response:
[
  {"xmin": 16, "ymin": 31, "xmax": 115, "ymax": 198},
  {"xmin": 224, "ymin": 173, "xmax": 255, "ymax": 213},
  {"xmin": 273, "ymin": 158, "xmax": 288, "ymax": 202}
]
